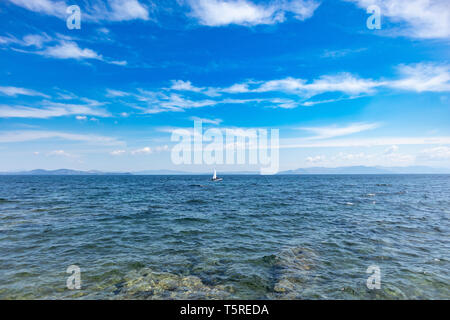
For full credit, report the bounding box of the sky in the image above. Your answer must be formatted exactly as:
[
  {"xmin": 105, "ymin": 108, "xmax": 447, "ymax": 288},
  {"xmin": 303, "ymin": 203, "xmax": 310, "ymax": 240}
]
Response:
[{"xmin": 0, "ymin": 0, "xmax": 449, "ymax": 173}]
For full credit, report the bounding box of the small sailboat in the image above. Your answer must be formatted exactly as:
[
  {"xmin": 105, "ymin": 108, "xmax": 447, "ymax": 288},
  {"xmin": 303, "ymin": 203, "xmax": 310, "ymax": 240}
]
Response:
[{"xmin": 211, "ymin": 169, "xmax": 223, "ymax": 182}]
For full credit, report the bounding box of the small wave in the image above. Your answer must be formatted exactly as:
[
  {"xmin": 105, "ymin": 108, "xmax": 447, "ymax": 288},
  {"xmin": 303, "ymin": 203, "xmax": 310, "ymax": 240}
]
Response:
[
  {"xmin": 185, "ymin": 199, "xmax": 208, "ymax": 205},
  {"xmin": 175, "ymin": 217, "xmax": 210, "ymax": 223},
  {"xmin": 176, "ymin": 230, "xmax": 203, "ymax": 236},
  {"xmin": 147, "ymin": 204, "xmax": 165, "ymax": 209},
  {"xmin": 260, "ymin": 202, "xmax": 289, "ymax": 208}
]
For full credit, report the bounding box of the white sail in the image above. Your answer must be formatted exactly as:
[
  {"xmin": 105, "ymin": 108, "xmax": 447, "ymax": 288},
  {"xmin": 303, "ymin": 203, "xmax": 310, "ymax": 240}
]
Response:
[{"xmin": 213, "ymin": 169, "xmax": 217, "ymax": 180}]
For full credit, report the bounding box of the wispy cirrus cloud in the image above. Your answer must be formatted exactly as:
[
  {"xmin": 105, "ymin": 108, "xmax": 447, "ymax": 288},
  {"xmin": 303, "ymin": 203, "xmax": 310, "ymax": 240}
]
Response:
[
  {"xmin": 257, "ymin": 63, "xmax": 450, "ymax": 97},
  {"xmin": 7, "ymin": 0, "xmax": 151, "ymax": 22},
  {"xmin": 106, "ymin": 89, "xmax": 132, "ymax": 97},
  {"xmin": 1, "ymin": 33, "xmax": 128, "ymax": 65},
  {"xmin": 321, "ymin": 48, "xmax": 367, "ymax": 59},
  {"xmin": 187, "ymin": 0, "xmax": 320, "ymax": 26},
  {"xmin": 90, "ymin": 0, "xmax": 151, "ymax": 22},
  {"xmin": 281, "ymin": 136, "xmax": 450, "ymax": 149},
  {"xmin": 298, "ymin": 122, "xmax": 381, "ymax": 139},
  {"xmin": 0, "ymin": 86, "xmax": 49, "ymax": 98},
  {"xmin": 0, "ymin": 33, "xmax": 53, "ymax": 48},
  {"xmin": 47, "ymin": 149, "xmax": 73, "ymax": 157},
  {"xmin": 256, "ymin": 73, "xmax": 382, "ymax": 96},
  {"xmin": 0, "ymin": 100, "xmax": 110, "ymax": 119},
  {"xmin": 189, "ymin": 116, "xmax": 223, "ymax": 124},
  {"xmin": 7, "ymin": 0, "xmax": 68, "ymax": 18},
  {"xmin": 161, "ymin": 63, "xmax": 450, "ymax": 110},
  {"xmin": 389, "ymin": 63, "xmax": 450, "ymax": 92},
  {"xmin": 131, "ymin": 146, "xmax": 153, "ymax": 155},
  {"xmin": 102, "ymin": 62, "xmax": 450, "ymax": 115},
  {"xmin": 131, "ymin": 145, "xmax": 169, "ymax": 155},
  {"xmin": 110, "ymin": 149, "xmax": 126, "ymax": 156},
  {"xmin": 0, "ymin": 130, "xmax": 122, "ymax": 145}
]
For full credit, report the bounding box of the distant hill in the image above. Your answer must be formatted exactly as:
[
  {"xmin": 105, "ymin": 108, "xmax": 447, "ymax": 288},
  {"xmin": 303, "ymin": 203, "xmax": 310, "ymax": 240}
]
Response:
[
  {"xmin": 278, "ymin": 166, "xmax": 450, "ymax": 175},
  {"xmin": 0, "ymin": 169, "xmax": 132, "ymax": 175}
]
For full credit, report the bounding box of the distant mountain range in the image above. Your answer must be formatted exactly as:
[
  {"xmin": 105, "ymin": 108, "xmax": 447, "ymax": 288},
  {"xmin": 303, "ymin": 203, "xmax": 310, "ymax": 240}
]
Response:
[
  {"xmin": 1, "ymin": 166, "xmax": 450, "ymax": 175},
  {"xmin": 0, "ymin": 169, "xmax": 132, "ymax": 176},
  {"xmin": 278, "ymin": 166, "xmax": 450, "ymax": 174}
]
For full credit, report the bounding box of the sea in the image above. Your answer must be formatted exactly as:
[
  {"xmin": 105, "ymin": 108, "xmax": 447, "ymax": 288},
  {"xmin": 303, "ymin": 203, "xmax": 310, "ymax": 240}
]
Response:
[{"xmin": 0, "ymin": 175, "xmax": 448, "ymax": 299}]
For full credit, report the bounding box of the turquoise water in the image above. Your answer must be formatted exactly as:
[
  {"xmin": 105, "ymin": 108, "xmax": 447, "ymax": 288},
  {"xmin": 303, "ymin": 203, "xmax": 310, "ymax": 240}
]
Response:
[{"xmin": 0, "ymin": 175, "xmax": 449, "ymax": 299}]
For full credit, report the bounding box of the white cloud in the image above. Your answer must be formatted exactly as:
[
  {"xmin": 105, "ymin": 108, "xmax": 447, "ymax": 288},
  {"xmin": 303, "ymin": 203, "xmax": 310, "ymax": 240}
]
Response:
[
  {"xmin": 419, "ymin": 146, "xmax": 450, "ymax": 160},
  {"xmin": 384, "ymin": 145, "xmax": 399, "ymax": 154},
  {"xmin": 389, "ymin": 63, "xmax": 450, "ymax": 92},
  {"xmin": 106, "ymin": 89, "xmax": 131, "ymax": 97},
  {"xmin": 187, "ymin": 0, "xmax": 319, "ymax": 26},
  {"xmin": 171, "ymin": 80, "xmax": 204, "ymax": 92},
  {"xmin": 154, "ymin": 145, "xmax": 169, "ymax": 152},
  {"xmin": 0, "ymin": 33, "xmax": 127, "ymax": 65},
  {"xmin": 306, "ymin": 155, "xmax": 326, "ymax": 163},
  {"xmin": 22, "ymin": 33, "xmax": 52, "ymax": 48},
  {"xmin": 0, "ymin": 33, "xmax": 53, "ymax": 48},
  {"xmin": 8, "ymin": 0, "xmax": 67, "ymax": 18},
  {"xmin": 110, "ymin": 150, "xmax": 126, "ymax": 155},
  {"xmin": 299, "ymin": 122, "xmax": 381, "ymax": 139},
  {"xmin": 0, "ymin": 130, "xmax": 121, "ymax": 145},
  {"xmin": 321, "ymin": 48, "xmax": 367, "ymax": 59},
  {"xmin": 281, "ymin": 136, "xmax": 450, "ymax": 148},
  {"xmin": 257, "ymin": 73, "xmax": 381, "ymax": 96},
  {"xmin": 189, "ymin": 116, "xmax": 223, "ymax": 124},
  {"xmin": 332, "ymin": 151, "xmax": 371, "ymax": 161},
  {"xmin": 76, "ymin": 115, "xmax": 87, "ymax": 120},
  {"xmin": 41, "ymin": 41, "xmax": 102, "ymax": 60},
  {"xmin": 7, "ymin": 0, "xmax": 150, "ymax": 22},
  {"xmin": 329, "ymin": 150, "xmax": 415, "ymax": 165},
  {"xmin": 221, "ymin": 83, "xmax": 250, "ymax": 94},
  {"xmin": 348, "ymin": 0, "xmax": 450, "ymax": 39},
  {"xmin": 269, "ymin": 98, "xmax": 299, "ymax": 109},
  {"xmin": 0, "ymin": 101, "xmax": 110, "ymax": 119},
  {"xmin": 117, "ymin": 145, "xmax": 168, "ymax": 156},
  {"xmin": 0, "ymin": 86, "xmax": 49, "ymax": 98},
  {"xmin": 142, "ymin": 93, "xmax": 219, "ymax": 114},
  {"xmin": 0, "ymin": 35, "xmax": 16, "ymax": 45},
  {"xmin": 103, "ymin": 62, "xmax": 450, "ymax": 115},
  {"xmin": 47, "ymin": 149, "xmax": 72, "ymax": 157},
  {"xmin": 166, "ymin": 63, "xmax": 450, "ymax": 102},
  {"xmin": 109, "ymin": 60, "xmax": 128, "ymax": 66},
  {"xmin": 131, "ymin": 147, "xmax": 153, "ymax": 155},
  {"xmin": 106, "ymin": 0, "xmax": 150, "ymax": 21}
]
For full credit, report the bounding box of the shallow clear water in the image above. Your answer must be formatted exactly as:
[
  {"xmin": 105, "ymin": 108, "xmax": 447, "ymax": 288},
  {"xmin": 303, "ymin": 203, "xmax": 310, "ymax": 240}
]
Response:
[{"xmin": 0, "ymin": 175, "xmax": 449, "ymax": 299}]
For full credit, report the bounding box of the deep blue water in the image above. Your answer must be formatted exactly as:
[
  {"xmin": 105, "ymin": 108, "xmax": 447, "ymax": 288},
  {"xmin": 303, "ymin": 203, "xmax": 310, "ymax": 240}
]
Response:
[{"xmin": 0, "ymin": 175, "xmax": 449, "ymax": 299}]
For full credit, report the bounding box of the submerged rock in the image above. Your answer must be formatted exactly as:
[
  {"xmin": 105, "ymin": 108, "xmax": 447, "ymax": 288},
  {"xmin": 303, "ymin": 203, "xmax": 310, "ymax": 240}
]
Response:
[
  {"xmin": 270, "ymin": 246, "xmax": 318, "ymax": 299},
  {"xmin": 117, "ymin": 268, "xmax": 234, "ymax": 299}
]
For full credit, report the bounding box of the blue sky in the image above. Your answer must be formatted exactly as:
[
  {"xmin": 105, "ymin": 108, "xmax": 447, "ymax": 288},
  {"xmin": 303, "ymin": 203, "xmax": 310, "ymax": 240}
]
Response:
[{"xmin": 0, "ymin": 0, "xmax": 449, "ymax": 172}]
